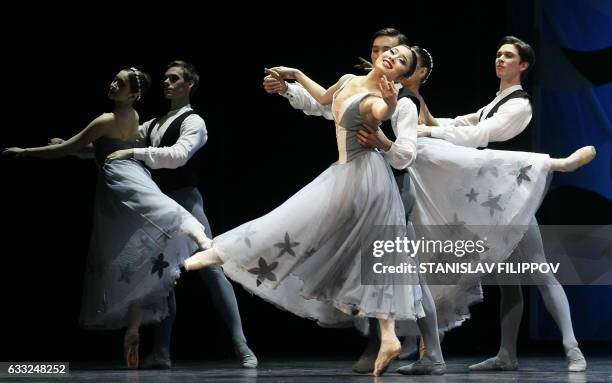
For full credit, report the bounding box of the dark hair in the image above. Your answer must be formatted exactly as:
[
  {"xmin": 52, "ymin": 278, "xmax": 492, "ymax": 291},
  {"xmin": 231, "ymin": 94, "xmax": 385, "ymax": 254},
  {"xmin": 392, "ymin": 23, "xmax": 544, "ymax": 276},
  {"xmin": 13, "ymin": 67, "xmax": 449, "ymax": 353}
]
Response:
[
  {"xmin": 398, "ymin": 45, "xmax": 418, "ymax": 79},
  {"xmin": 355, "ymin": 28, "xmax": 410, "ymax": 72},
  {"xmin": 167, "ymin": 60, "xmax": 200, "ymax": 93},
  {"xmin": 498, "ymin": 36, "xmax": 535, "ymax": 80},
  {"xmin": 370, "ymin": 28, "xmax": 410, "ymax": 47},
  {"xmin": 125, "ymin": 67, "xmax": 152, "ymax": 100},
  {"xmin": 412, "ymin": 46, "xmax": 433, "ymax": 84}
]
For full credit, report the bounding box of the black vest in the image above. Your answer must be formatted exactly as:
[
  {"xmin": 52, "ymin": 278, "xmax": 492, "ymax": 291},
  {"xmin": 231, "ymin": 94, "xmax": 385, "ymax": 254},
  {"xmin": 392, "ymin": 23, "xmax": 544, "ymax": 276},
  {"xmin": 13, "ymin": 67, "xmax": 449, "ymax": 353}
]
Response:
[
  {"xmin": 380, "ymin": 88, "xmax": 421, "ymax": 176},
  {"xmin": 146, "ymin": 110, "xmax": 201, "ymax": 193},
  {"xmin": 481, "ymin": 89, "xmax": 533, "ymax": 151}
]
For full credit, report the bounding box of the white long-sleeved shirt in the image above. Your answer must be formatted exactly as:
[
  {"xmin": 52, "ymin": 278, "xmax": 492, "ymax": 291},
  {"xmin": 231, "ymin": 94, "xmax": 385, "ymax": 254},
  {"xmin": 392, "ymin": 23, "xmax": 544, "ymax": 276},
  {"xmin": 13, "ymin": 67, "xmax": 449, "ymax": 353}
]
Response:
[
  {"xmin": 134, "ymin": 105, "xmax": 207, "ymax": 169},
  {"xmin": 280, "ymin": 82, "xmax": 417, "ymax": 169},
  {"xmin": 430, "ymin": 85, "xmax": 532, "ymax": 148}
]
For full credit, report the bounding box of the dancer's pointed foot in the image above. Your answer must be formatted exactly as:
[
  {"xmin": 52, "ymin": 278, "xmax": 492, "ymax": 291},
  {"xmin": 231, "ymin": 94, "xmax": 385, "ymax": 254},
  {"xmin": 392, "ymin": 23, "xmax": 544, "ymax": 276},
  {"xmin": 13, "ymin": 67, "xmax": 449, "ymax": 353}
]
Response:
[
  {"xmin": 469, "ymin": 355, "xmax": 518, "ymax": 371},
  {"xmin": 123, "ymin": 329, "xmax": 140, "ymax": 369},
  {"xmin": 567, "ymin": 347, "xmax": 587, "ymax": 372},
  {"xmin": 373, "ymin": 338, "xmax": 401, "ymax": 376},
  {"xmin": 183, "ymin": 249, "xmax": 223, "ymax": 271},
  {"xmin": 396, "ymin": 357, "xmax": 446, "ymax": 375},
  {"xmin": 550, "ymin": 146, "xmax": 596, "ymax": 172},
  {"xmin": 140, "ymin": 350, "xmax": 171, "ymax": 369},
  {"xmin": 235, "ymin": 342, "xmax": 258, "ymax": 368}
]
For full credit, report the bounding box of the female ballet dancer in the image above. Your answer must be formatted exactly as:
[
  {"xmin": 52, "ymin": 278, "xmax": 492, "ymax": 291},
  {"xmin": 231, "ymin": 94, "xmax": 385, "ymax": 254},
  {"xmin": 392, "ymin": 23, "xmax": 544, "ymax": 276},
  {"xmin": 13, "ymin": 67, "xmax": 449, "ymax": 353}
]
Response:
[
  {"xmin": 182, "ymin": 45, "xmax": 446, "ymax": 376},
  {"xmin": 3, "ymin": 68, "xmax": 212, "ymax": 368}
]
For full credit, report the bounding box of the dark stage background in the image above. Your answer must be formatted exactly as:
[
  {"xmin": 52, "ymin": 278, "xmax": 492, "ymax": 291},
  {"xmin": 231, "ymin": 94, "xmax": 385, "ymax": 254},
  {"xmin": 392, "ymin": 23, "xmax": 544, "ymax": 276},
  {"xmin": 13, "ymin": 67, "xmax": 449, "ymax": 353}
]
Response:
[{"xmin": 1, "ymin": 1, "xmax": 610, "ymax": 363}]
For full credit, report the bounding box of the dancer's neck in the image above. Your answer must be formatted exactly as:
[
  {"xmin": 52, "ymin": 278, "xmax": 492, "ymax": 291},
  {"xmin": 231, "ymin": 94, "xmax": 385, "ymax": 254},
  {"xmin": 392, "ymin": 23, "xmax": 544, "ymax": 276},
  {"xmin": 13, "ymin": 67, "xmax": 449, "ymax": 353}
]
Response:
[
  {"xmin": 113, "ymin": 102, "xmax": 134, "ymax": 114},
  {"xmin": 170, "ymin": 96, "xmax": 190, "ymax": 111},
  {"xmin": 404, "ymin": 82, "xmax": 421, "ymax": 96},
  {"xmin": 498, "ymin": 77, "xmax": 521, "ymax": 94},
  {"xmin": 363, "ymin": 68, "xmax": 389, "ymax": 91}
]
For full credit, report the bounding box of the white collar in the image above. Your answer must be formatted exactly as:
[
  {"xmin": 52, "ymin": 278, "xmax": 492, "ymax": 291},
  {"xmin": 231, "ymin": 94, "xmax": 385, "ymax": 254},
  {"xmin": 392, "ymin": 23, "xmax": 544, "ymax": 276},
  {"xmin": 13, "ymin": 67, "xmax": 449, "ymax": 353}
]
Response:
[
  {"xmin": 167, "ymin": 104, "xmax": 192, "ymax": 116},
  {"xmin": 496, "ymin": 84, "xmax": 523, "ymax": 98}
]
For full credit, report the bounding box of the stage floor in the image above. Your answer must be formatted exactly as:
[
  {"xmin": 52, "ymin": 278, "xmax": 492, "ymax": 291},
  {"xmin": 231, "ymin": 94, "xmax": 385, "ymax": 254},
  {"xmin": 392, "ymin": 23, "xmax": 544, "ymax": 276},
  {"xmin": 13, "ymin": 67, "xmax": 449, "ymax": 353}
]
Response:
[{"xmin": 7, "ymin": 356, "xmax": 612, "ymax": 382}]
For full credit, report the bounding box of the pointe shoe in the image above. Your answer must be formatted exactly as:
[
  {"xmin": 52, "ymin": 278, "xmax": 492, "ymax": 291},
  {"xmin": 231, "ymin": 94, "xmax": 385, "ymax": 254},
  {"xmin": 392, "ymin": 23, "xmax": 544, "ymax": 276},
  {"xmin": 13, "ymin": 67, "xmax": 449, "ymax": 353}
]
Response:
[
  {"xmin": 235, "ymin": 342, "xmax": 258, "ymax": 368},
  {"xmin": 567, "ymin": 347, "xmax": 587, "ymax": 372},
  {"xmin": 123, "ymin": 330, "xmax": 140, "ymax": 369},
  {"xmin": 373, "ymin": 339, "xmax": 401, "ymax": 376},
  {"xmin": 183, "ymin": 249, "xmax": 222, "ymax": 271},
  {"xmin": 468, "ymin": 356, "xmax": 518, "ymax": 371},
  {"xmin": 553, "ymin": 146, "xmax": 596, "ymax": 172},
  {"xmin": 396, "ymin": 358, "xmax": 446, "ymax": 375}
]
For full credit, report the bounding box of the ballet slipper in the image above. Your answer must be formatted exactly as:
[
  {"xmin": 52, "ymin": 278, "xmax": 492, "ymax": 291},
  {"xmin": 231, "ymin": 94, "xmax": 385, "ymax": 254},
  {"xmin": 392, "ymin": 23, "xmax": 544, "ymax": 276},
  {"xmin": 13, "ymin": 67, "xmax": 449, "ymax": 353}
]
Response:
[
  {"xmin": 567, "ymin": 347, "xmax": 587, "ymax": 372},
  {"xmin": 396, "ymin": 357, "xmax": 446, "ymax": 375},
  {"xmin": 468, "ymin": 355, "xmax": 518, "ymax": 371}
]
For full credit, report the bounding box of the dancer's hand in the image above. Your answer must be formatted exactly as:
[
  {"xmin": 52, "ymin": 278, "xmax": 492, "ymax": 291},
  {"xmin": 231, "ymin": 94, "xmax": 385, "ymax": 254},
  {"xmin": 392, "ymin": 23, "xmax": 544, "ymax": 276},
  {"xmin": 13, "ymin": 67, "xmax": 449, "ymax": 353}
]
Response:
[
  {"xmin": 379, "ymin": 75, "xmax": 398, "ymax": 109},
  {"xmin": 417, "ymin": 125, "xmax": 432, "ymax": 137},
  {"xmin": 2, "ymin": 147, "xmax": 27, "ymax": 158},
  {"xmin": 266, "ymin": 66, "xmax": 299, "ymax": 80},
  {"xmin": 48, "ymin": 138, "xmax": 65, "ymax": 145},
  {"xmin": 263, "ymin": 73, "xmax": 288, "ymax": 94},
  {"xmin": 106, "ymin": 149, "xmax": 133, "ymax": 163},
  {"xmin": 357, "ymin": 126, "xmax": 392, "ymax": 151}
]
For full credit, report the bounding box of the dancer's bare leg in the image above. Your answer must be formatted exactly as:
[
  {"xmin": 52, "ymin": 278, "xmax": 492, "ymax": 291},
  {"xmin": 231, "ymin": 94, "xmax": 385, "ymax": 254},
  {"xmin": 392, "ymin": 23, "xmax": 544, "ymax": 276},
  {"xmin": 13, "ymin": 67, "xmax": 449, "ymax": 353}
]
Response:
[
  {"xmin": 373, "ymin": 318, "xmax": 401, "ymax": 376},
  {"xmin": 183, "ymin": 248, "xmax": 223, "ymax": 271},
  {"xmin": 548, "ymin": 146, "xmax": 596, "ymax": 172},
  {"xmin": 124, "ymin": 304, "xmax": 142, "ymax": 369}
]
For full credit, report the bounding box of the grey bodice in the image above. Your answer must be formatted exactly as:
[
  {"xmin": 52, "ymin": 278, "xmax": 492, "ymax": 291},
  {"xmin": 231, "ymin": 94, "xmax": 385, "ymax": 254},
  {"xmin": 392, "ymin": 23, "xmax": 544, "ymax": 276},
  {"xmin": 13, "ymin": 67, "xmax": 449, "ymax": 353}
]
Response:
[{"xmin": 332, "ymin": 78, "xmax": 379, "ymax": 164}]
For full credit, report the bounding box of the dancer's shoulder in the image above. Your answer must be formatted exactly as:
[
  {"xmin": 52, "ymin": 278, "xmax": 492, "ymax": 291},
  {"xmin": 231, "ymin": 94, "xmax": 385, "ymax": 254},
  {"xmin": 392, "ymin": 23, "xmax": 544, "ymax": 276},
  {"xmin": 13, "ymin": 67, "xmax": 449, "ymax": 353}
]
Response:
[{"xmin": 87, "ymin": 113, "xmax": 118, "ymax": 134}]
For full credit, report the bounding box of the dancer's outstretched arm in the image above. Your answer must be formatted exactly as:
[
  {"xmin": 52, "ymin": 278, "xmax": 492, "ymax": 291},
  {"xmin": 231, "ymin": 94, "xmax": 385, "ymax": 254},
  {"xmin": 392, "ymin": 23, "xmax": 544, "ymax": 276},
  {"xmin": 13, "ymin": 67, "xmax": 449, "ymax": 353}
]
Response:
[
  {"xmin": 263, "ymin": 74, "xmax": 334, "ymax": 120},
  {"xmin": 265, "ymin": 67, "xmax": 352, "ymax": 106},
  {"xmin": 418, "ymin": 98, "xmax": 531, "ymax": 148},
  {"xmin": 3, "ymin": 114, "xmax": 112, "ymax": 158},
  {"xmin": 47, "ymin": 137, "xmax": 95, "ymax": 158}
]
